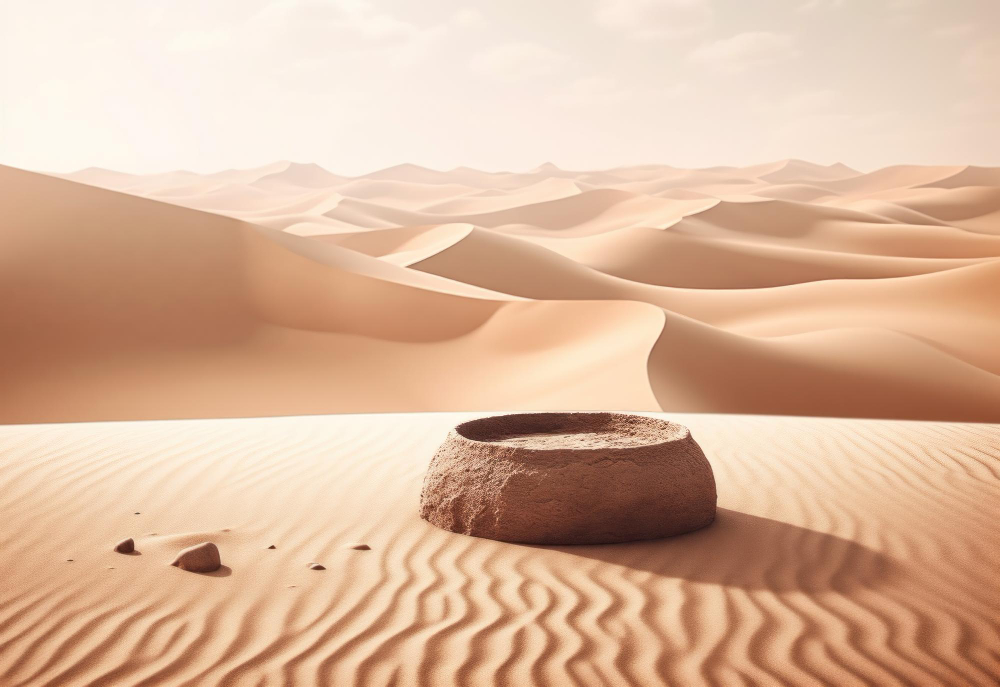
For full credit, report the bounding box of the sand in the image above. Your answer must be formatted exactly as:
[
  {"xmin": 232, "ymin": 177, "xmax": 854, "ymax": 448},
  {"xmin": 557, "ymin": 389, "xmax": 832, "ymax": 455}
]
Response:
[
  {"xmin": 0, "ymin": 412, "xmax": 996, "ymax": 685},
  {"xmin": 3, "ymin": 158, "xmax": 1000, "ymax": 681},
  {"xmin": 0, "ymin": 158, "xmax": 994, "ymax": 423}
]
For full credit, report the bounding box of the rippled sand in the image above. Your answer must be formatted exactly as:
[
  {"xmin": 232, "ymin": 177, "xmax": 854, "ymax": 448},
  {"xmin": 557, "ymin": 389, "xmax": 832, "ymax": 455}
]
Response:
[{"xmin": 1, "ymin": 412, "xmax": 997, "ymax": 685}]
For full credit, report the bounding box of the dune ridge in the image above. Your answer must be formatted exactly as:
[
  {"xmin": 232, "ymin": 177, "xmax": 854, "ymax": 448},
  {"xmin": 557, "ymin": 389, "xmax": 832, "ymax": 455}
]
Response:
[{"xmin": 4, "ymin": 159, "xmax": 998, "ymax": 423}]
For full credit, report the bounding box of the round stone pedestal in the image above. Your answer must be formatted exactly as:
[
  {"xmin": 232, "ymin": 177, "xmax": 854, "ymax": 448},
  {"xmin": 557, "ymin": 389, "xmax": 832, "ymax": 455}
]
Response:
[{"xmin": 419, "ymin": 412, "xmax": 717, "ymax": 545}]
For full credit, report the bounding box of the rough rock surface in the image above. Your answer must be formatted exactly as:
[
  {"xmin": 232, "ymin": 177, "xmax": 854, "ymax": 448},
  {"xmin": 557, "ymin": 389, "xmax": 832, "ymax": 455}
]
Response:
[
  {"xmin": 170, "ymin": 542, "xmax": 221, "ymax": 573},
  {"xmin": 420, "ymin": 412, "xmax": 717, "ymax": 544}
]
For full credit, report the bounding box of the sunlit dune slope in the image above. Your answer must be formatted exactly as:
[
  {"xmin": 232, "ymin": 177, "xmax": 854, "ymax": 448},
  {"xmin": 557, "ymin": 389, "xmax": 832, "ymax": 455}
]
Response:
[
  {"xmin": 1, "ymin": 165, "xmax": 663, "ymax": 423},
  {"xmin": 11, "ymin": 159, "xmax": 1000, "ymax": 422}
]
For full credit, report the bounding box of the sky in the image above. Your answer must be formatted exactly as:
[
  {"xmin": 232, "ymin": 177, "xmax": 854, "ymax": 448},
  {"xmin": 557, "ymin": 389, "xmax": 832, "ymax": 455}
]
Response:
[{"xmin": 1, "ymin": 0, "xmax": 998, "ymax": 175}]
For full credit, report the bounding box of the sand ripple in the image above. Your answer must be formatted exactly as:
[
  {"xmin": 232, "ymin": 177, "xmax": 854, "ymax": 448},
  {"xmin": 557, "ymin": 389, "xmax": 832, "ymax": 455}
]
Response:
[{"xmin": 0, "ymin": 413, "xmax": 997, "ymax": 685}]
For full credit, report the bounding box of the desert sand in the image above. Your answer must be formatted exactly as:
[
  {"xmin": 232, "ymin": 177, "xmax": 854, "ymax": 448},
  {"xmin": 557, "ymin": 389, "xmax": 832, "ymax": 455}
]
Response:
[
  {"xmin": 1, "ymin": 159, "xmax": 999, "ymax": 423},
  {"xmin": 0, "ymin": 412, "xmax": 996, "ymax": 685},
  {"xmin": 2, "ymin": 160, "xmax": 999, "ymax": 685}
]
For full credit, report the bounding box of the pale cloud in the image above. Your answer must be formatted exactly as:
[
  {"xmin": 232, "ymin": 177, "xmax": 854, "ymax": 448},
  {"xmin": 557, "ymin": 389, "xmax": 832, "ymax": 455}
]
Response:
[
  {"xmin": 886, "ymin": 0, "xmax": 925, "ymax": 25},
  {"xmin": 962, "ymin": 40, "xmax": 1000, "ymax": 84},
  {"xmin": 549, "ymin": 77, "xmax": 629, "ymax": 107},
  {"xmin": 932, "ymin": 24, "xmax": 975, "ymax": 39},
  {"xmin": 167, "ymin": 0, "xmax": 457, "ymax": 67},
  {"xmin": 953, "ymin": 97, "xmax": 1000, "ymax": 119},
  {"xmin": 452, "ymin": 8, "xmax": 486, "ymax": 29},
  {"xmin": 757, "ymin": 107, "xmax": 900, "ymax": 163},
  {"xmin": 469, "ymin": 43, "xmax": 569, "ymax": 80},
  {"xmin": 796, "ymin": 0, "xmax": 934, "ymax": 17},
  {"xmin": 755, "ymin": 89, "xmax": 841, "ymax": 117},
  {"xmin": 954, "ymin": 42, "xmax": 1000, "ymax": 125},
  {"xmin": 255, "ymin": 0, "xmax": 415, "ymax": 41},
  {"xmin": 797, "ymin": 0, "xmax": 846, "ymax": 13},
  {"xmin": 595, "ymin": 0, "xmax": 712, "ymax": 39},
  {"xmin": 750, "ymin": 88, "xmax": 896, "ymax": 156},
  {"xmin": 549, "ymin": 76, "xmax": 689, "ymax": 109},
  {"xmin": 169, "ymin": 28, "xmax": 233, "ymax": 53},
  {"xmin": 688, "ymin": 32, "xmax": 798, "ymax": 73},
  {"xmin": 3, "ymin": 0, "xmax": 999, "ymax": 175}
]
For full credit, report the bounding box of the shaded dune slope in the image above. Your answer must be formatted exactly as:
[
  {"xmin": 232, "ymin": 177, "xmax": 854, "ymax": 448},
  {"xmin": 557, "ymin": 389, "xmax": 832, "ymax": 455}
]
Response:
[
  {"xmin": 0, "ymin": 165, "xmax": 663, "ymax": 422},
  {"xmin": 10, "ymin": 159, "xmax": 1000, "ymax": 422}
]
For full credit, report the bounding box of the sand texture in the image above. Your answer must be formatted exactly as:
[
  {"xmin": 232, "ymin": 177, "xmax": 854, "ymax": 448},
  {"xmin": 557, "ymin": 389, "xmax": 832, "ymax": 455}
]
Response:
[
  {"xmin": 0, "ymin": 412, "xmax": 997, "ymax": 686},
  {"xmin": 2, "ymin": 160, "xmax": 1000, "ymax": 423}
]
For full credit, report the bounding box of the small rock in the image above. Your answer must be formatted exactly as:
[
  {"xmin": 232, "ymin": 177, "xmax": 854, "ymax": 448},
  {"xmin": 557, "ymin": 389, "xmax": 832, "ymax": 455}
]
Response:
[
  {"xmin": 307, "ymin": 562, "xmax": 326, "ymax": 570},
  {"xmin": 66, "ymin": 559, "xmax": 74, "ymax": 562},
  {"xmin": 134, "ymin": 512, "xmax": 141, "ymax": 515},
  {"xmin": 344, "ymin": 543, "xmax": 370, "ymax": 550},
  {"xmin": 114, "ymin": 538, "xmax": 135, "ymax": 554},
  {"xmin": 170, "ymin": 542, "xmax": 221, "ymax": 573},
  {"xmin": 267, "ymin": 545, "xmax": 276, "ymax": 550}
]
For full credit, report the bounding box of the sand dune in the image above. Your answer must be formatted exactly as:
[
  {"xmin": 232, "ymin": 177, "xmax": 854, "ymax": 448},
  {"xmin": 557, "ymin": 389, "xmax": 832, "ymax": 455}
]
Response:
[
  {"xmin": 866, "ymin": 186, "xmax": 1000, "ymax": 233},
  {"xmin": 0, "ymin": 412, "xmax": 996, "ymax": 685},
  {"xmin": 251, "ymin": 161, "xmax": 348, "ymax": 190},
  {"xmin": 670, "ymin": 198, "xmax": 1000, "ymax": 257},
  {"xmin": 916, "ymin": 164, "xmax": 1000, "ymax": 189},
  {"xmin": 816, "ymin": 164, "xmax": 969, "ymax": 194},
  {"xmin": 737, "ymin": 158, "xmax": 861, "ymax": 184},
  {"xmin": 331, "ymin": 179, "xmax": 478, "ymax": 210},
  {"xmin": 0, "ymin": 165, "xmax": 662, "ymax": 423},
  {"xmin": 5, "ymin": 159, "xmax": 1000, "ymax": 685},
  {"xmin": 525, "ymin": 226, "xmax": 985, "ymax": 288},
  {"xmin": 396, "ymin": 227, "xmax": 1000, "ymax": 418},
  {"xmin": 423, "ymin": 177, "xmax": 584, "ymax": 215},
  {"xmin": 5, "ymin": 159, "xmax": 1000, "ymax": 423},
  {"xmin": 745, "ymin": 182, "xmax": 835, "ymax": 202},
  {"xmin": 648, "ymin": 312, "xmax": 1000, "ymax": 421}
]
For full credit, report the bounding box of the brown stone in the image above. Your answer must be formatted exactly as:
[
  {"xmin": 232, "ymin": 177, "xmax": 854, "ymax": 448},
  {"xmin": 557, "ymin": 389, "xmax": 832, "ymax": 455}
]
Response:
[
  {"xmin": 420, "ymin": 412, "xmax": 717, "ymax": 545},
  {"xmin": 307, "ymin": 562, "xmax": 326, "ymax": 570},
  {"xmin": 114, "ymin": 537, "xmax": 135, "ymax": 554},
  {"xmin": 170, "ymin": 542, "xmax": 221, "ymax": 573}
]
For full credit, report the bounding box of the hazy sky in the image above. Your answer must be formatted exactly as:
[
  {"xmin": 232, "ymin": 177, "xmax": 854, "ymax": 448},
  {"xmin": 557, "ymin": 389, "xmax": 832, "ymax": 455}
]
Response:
[{"xmin": 1, "ymin": 0, "xmax": 998, "ymax": 174}]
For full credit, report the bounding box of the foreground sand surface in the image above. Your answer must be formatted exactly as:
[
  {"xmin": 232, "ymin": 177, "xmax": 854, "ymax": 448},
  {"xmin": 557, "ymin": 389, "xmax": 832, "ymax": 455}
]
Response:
[
  {"xmin": 3, "ymin": 160, "xmax": 1000, "ymax": 422},
  {"xmin": 0, "ymin": 412, "xmax": 997, "ymax": 686}
]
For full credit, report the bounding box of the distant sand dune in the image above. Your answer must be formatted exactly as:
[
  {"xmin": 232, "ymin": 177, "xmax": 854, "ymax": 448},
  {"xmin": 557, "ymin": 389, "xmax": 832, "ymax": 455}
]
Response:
[
  {"xmin": 525, "ymin": 225, "xmax": 985, "ymax": 288},
  {"xmin": 8, "ymin": 159, "xmax": 1000, "ymax": 423},
  {"xmin": 0, "ymin": 165, "xmax": 661, "ymax": 422}
]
